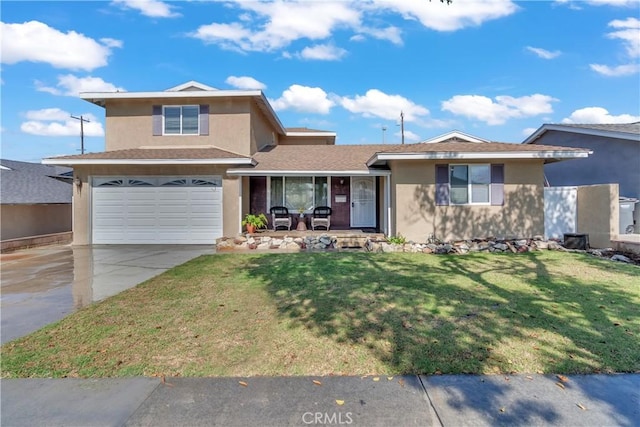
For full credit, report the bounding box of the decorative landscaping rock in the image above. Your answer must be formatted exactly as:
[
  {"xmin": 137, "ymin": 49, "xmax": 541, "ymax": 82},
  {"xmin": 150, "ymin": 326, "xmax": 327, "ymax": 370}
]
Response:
[{"xmin": 214, "ymin": 233, "xmax": 640, "ymax": 265}]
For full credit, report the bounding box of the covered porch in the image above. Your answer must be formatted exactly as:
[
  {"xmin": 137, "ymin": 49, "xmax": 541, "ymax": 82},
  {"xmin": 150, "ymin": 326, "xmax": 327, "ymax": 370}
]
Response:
[{"xmin": 234, "ymin": 173, "xmax": 392, "ymax": 235}]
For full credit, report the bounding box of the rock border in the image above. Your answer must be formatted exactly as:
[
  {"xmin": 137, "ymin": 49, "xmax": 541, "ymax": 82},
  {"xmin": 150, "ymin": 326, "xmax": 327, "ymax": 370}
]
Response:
[{"xmin": 216, "ymin": 234, "xmax": 639, "ymax": 265}]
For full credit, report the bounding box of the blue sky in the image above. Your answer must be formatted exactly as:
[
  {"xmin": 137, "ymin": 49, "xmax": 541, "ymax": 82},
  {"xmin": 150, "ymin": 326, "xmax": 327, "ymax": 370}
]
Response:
[{"xmin": 1, "ymin": 0, "xmax": 639, "ymax": 162}]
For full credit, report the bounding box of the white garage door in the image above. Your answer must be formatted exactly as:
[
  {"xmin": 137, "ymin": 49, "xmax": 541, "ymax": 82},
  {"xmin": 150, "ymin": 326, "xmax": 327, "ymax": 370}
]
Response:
[{"xmin": 92, "ymin": 176, "xmax": 223, "ymax": 244}]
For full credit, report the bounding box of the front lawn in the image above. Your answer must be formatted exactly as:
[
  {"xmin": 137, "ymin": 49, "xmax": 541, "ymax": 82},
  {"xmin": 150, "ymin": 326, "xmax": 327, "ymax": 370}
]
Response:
[{"xmin": 2, "ymin": 251, "xmax": 639, "ymax": 377}]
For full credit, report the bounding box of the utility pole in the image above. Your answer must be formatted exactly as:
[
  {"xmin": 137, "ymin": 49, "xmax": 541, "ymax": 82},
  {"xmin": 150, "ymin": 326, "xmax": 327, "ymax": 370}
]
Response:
[
  {"xmin": 399, "ymin": 111, "xmax": 405, "ymax": 144},
  {"xmin": 70, "ymin": 115, "xmax": 90, "ymax": 154},
  {"xmin": 382, "ymin": 125, "xmax": 387, "ymax": 144}
]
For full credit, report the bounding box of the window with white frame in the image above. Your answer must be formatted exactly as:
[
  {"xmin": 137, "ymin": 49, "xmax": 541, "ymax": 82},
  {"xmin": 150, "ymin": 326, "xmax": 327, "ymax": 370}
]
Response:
[
  {"xmin": 450, "ymin": 164, "xmax": 491, "ymax": 204},
  {"xmin": 163, "ymin": 105, "xmax": 199, "ymax": 135},
  {"xmin": 270, "ymin": 177, "xmax": 328, "ymax": 213}
]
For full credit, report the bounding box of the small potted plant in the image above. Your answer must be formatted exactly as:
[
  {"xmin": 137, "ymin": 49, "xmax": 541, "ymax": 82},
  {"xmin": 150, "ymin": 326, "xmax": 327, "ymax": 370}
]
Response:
[{"xmin": 242, "ymin": 213, "xmax": 268, "ymax": 234}]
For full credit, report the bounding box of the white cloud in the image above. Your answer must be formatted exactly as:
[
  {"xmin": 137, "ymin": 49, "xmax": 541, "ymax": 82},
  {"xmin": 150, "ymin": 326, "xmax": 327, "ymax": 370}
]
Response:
[
  {"xmin": 298, "ymin": 44, "xmax": 347, "ymax": 61},
  {"xmin": 561, "ymin": 107, "xmax": 640, "ymax": 124},
  {"xmin": 395, "ymin": 129, "xmax": 421, "ymax": 142},
  {"xmin": 225, "ymin": 75, "xmax": 266, "ymax": 90},
  {"xmin": 340, "ymin": 89, "xmax": 429, "ymax": 122},
  {"xmin": 270, "ymin": 85, "xmax": 335, "ymax": 114},
  {"xmin": 589, "ymin": 63, "xmax": 640, "ymax": 76},
  {"xmin": 590, "ymin": 17, "xmax": 640, "ymax": 76},
  {"xmin": 522, "ymin": 127, "xmax": 537, "ymax": 137},
  {"xmin": 111, "ymin": 0, "xmax": 180, "ymax": 18},
  {"xmin": 191, "ymin": 2, "xmax": 360, "ymax": 52},
  {"xmin": 36, "ymin": 75, "xmax": 125, "ymax": 96},
  {"xmin": 21, "ymin": 108, "xmax": 104, "ymax": 137},
  {"xmin": 100, "ymin": 38, "xmax": 123, "ymax": 48},
  {"xmin": 606, "ymin": 17, "xmax": 640, "ymax": 57},
  {"xmin": 189, "ymin": 0, "xmax": 516, "ymax": 55},
  {"xmin": 441, "ymin": 94, "xmax": 557, "ymax": 125},
  {"xmin": 368, "ymin": 0, "xmax": 518, "ymax": 32},
  {"xmin": 526, "ymin": 46, "xmax": 561, "ymax": 59},
  {"xmin": 350, "ymin": 34, "xmax": 366, "ymax": 42},
  {"xmin": 556, "ymin": 0, "xmax": 640, "ymax": 7},
  {"xmin": 0, "ymin": 21, "xmax": 121, "ymax": 71}
]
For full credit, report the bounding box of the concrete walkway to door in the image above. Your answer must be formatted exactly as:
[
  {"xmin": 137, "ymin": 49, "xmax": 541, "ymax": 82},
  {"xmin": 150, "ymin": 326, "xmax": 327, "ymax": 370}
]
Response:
[{"xmin": 0, "ymin": 244, "xmax": 215, "ymax": 344}]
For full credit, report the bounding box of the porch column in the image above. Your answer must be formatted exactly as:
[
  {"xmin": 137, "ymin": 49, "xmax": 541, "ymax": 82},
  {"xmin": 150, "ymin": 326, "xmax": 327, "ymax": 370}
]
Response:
[
  {"xmin": 238, "ymin": 177, "xmax": 243, "ymax": 234},
  {"xmin": 385, "ymin": 175, "xmax": 392, "ymax": 236}
]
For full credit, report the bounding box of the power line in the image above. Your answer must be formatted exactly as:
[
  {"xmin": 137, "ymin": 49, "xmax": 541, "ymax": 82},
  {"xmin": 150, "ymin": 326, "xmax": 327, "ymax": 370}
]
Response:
[{"xmin": 70, "ymin": 115, "xmax": 90, "ymax": 154}]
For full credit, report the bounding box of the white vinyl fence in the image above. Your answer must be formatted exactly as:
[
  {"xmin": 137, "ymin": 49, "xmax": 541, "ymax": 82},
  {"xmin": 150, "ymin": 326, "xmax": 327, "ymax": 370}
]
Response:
[{"xmin": 544, "ymin": 186, "xmax": 577, "ymax": 240}]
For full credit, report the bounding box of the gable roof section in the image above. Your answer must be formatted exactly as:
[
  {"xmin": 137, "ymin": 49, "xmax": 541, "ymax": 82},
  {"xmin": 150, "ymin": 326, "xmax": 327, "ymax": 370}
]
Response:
[
  {"xmin": 42, "ymin": 147, "xmax": 256, "ymax": 166},
  {"xmin": 228, "ymin": 144, "xmax": 391, "ymax": 176},
  {"xmin": 420, "ymin": 130, "xmax": 490, "ymax": 144},
  {"xmin": 0, "ymin": 159, "xmax": 72, "ymax": 204},
  {"xmin": 367, "ymin": 141, "xmax": 591, "ymax": 166},
  {"xmin": 523, "ymin": 122, "xmax": 640, "ymax": 144},
  {"xmin": 166, "ymin": 81, "xmax": 218, "ymax": 91},
  {"xmin": 80, "ymin": 81, "xmax": 286, "ymax": 135}
]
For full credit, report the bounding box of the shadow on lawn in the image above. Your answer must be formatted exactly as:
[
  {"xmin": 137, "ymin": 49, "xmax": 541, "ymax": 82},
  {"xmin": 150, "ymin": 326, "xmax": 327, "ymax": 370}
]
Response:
[{"xmin": 244, "ymin": 251, "xmax": 639, "ymax": 424}]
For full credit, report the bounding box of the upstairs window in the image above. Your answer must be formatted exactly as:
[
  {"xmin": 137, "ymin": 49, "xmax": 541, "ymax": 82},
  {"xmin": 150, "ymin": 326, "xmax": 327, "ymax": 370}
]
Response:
[{"xmin": 163, "ymin": 105, "xmax": 199, "ymax": 135}]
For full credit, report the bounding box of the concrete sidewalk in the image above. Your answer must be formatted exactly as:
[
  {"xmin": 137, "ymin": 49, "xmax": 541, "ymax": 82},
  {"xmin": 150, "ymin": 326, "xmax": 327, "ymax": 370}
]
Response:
[{"xmin": 2, "ymin": 374, "xmax": 638, "ymax": 426}]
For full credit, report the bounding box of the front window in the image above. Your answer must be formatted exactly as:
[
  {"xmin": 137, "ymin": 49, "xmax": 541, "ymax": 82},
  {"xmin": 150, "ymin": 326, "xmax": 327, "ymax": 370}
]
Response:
[
  {"xmin": 270, "ymin": 177, "xmax": 328, "ymax": 213},
  {"xmin": 450, "ymin": 164, "xmax": 490, "ymax": 204},
  {"xmin": 164, "ymin": 105, "xmax": 199, "ymax": 135}
]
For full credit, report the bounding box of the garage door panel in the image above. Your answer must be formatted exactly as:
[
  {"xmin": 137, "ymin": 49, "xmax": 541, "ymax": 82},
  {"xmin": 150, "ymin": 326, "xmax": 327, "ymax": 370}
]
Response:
[{"xmin": 92, "ymin": 176, "xmax": 223, "ymax": 244}]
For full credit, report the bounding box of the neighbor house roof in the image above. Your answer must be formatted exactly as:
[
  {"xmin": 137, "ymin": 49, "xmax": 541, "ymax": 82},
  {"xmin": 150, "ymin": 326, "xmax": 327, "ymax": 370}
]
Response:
[
  {"xmin": 0, "ymin": 159, "xmax": 72, "ymax": 204},
  {"xmin": 523, "ymin": 122, "xmax": 640, "ymax": 144},
  {"xmin": 42, "ymin": 147, "xmax": 255, "ymax": 166},
  {"xmin": 419, "ymin": 130, "xmax": 490, "ymax": 144},
  {"xmin": 80, "ymin": 80, "xmax": 287, "ymax": 136}
]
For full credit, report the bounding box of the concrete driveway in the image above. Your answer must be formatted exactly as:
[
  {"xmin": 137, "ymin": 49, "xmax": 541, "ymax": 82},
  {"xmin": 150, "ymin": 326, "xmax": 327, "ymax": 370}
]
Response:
[{"xmin": 1, "ymin": 245, "xmax": 215, "ymax": 344}]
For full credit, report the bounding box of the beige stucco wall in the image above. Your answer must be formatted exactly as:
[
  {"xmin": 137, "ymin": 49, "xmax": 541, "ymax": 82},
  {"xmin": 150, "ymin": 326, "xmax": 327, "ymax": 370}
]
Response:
[
  {"xmin": 104, "ymin": 98, "xmax": 254, "ymax": 156},
  {"xmin": 576, "ymin": 184, "xmax": 619, "ymax": 248},
  {"xmin": 71, "ymin": 165, "xmax": 241, "ymax": 245},
  {"xmin": 1, "ymin": 204, "xmax": 72, "ymax": 240},
  {"xmin": 279, "ymin": 135, "xmax": 335, "ymax": 145},
  {"xmin": 391, "ymin": 159, "xmax": 545, "ymax": 242},
  {"xmin": 250, "ymin": 103, "xmax": 278, "ymax": 153}
]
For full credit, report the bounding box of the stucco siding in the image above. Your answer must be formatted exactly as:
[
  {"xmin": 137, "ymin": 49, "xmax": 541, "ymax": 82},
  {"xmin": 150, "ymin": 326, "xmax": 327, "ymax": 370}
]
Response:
[
  {"xmin": 576, "ymin": 184, "xmax": 619, "ymax": 248},
  {"xmin": 250, "ymin": 103, "xmax": 278, "ymax": 153},
  {"xmin": 104, "ymin": 98, "xmax": 252, "ymax": 155},
  {"xmin": 71, "ymin": 165, "xmax": 240, "ymax": 245},
  {"xmin": 534, "ymin": 131, "xmax": 640, "ymax": 199},
  {"xmin": 279, "ymin": 135, "xmax": 334, "ymax": 145},
  {"xmin": 391, "ymin": 159, "xmax": 544, "ymax": 242},
  {"xmin": 1, "ymin": 204, "xmax": 71, "ymax": 240}
]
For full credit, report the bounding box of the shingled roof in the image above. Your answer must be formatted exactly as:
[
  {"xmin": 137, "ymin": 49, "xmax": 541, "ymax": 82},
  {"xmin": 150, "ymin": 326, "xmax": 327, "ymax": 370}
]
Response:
[
  {"xmin": 1, "ymin": 159, "xmax": 72, "ymax": 204},
  {"xmin": 523, "ymin": 122, "xmax": 640, "ymax": 144}
]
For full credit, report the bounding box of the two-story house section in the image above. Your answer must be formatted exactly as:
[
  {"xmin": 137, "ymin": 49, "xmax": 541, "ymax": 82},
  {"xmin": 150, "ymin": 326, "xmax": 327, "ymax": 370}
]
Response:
[{"xmin": 42, "ymin": 81, "xmax": 335, "ymax": 244}]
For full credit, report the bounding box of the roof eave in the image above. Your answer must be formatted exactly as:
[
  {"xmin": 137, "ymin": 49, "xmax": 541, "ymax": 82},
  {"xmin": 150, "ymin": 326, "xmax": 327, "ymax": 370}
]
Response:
[
  {"xmin": 366, "ymin": 150, "xmax": 592, "ymax": 166},
  {"xmin": 228, "ymin": 169, "xmax": 391, "ymax": 176},
  {"xmin": 42, "ymin": 158, "xmax": 256, "ymax": 166}
]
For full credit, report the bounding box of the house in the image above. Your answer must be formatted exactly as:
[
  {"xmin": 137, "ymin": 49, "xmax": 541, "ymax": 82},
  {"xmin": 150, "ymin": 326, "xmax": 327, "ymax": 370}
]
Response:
[
  {"xmin": 0, "ymin": 159, "xmax": 72, "ymax": 240},
  {"xmin": 419, "ymin": 130, "xmax": 490, "ymax": 144},
  {"xmin": 523, "ymin": 123, "xmax": 640, "ymax": 199},
  {"xmin": 42, "ymin": 81, "xmax": 590, "ymax": 245}
]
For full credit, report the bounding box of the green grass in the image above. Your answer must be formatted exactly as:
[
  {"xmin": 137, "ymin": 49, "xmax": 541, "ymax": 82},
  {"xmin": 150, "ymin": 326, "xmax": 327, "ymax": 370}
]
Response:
[{"xmin": 2, "ymin": 251, "xmax": 639, "ymax": 378}]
